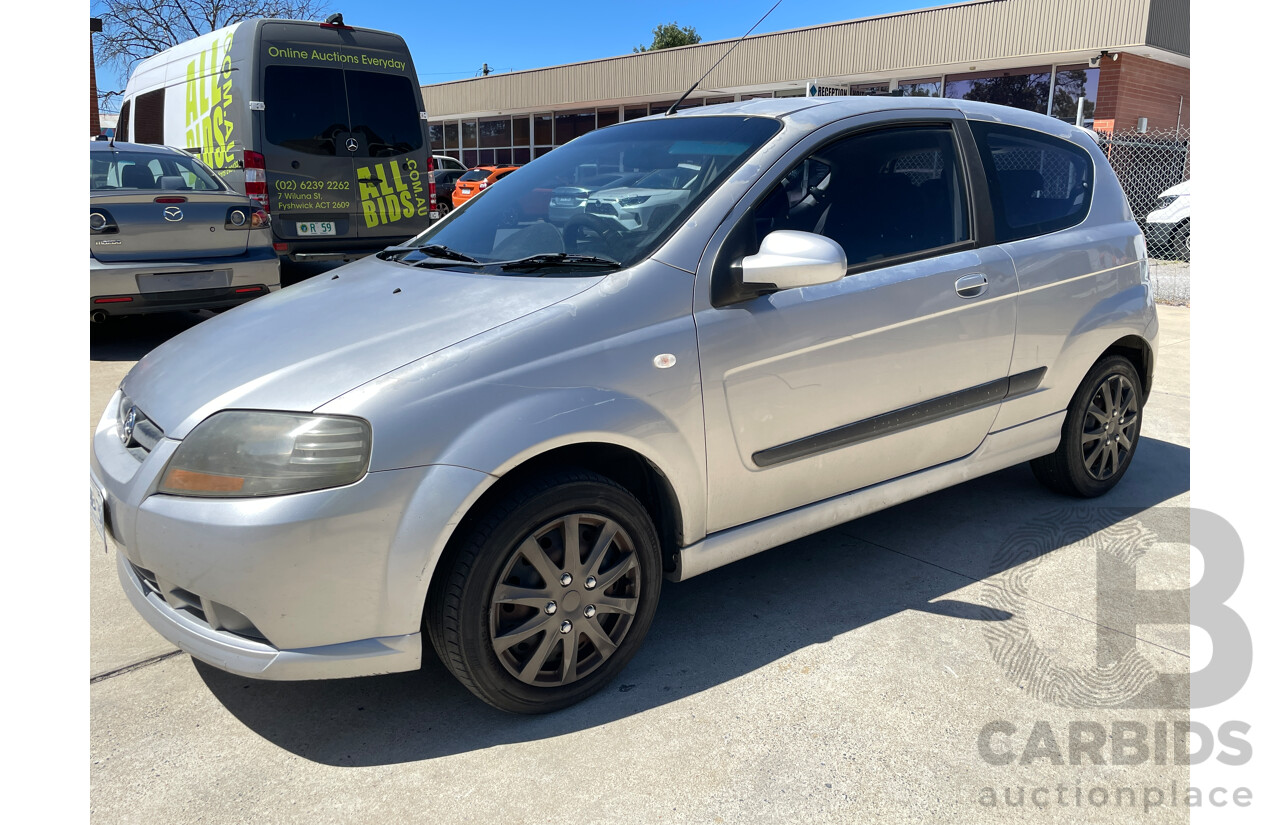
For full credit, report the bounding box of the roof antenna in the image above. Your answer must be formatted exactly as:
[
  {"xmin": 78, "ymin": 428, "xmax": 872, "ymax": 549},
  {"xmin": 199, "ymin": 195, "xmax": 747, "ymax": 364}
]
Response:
[{"xmin": 666, "ymin": 0, "xmax": 784, "ymax": 115}]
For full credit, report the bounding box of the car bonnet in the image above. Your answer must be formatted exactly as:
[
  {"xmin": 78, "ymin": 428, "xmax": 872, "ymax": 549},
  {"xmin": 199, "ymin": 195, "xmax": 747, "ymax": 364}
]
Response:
[{"xmin": 121, "ymin": 255, "xmax": 597, "ymax": 439}]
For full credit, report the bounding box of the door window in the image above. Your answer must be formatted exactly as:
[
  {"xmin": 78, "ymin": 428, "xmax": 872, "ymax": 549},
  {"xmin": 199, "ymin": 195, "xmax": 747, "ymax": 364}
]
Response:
[
  {"xmin": 748, "ymin": 124, "xmax": 971, "ymax": 268},
  {"xmin": 970, "ymin": 121, "xmax": 1094, "ymax": 242}
]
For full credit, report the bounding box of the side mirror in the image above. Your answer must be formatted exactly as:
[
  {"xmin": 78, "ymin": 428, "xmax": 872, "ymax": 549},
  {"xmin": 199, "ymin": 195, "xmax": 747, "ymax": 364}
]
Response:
[{"xmin": 740, "ymin": 230, "xmax": 847, "ymax": 292}]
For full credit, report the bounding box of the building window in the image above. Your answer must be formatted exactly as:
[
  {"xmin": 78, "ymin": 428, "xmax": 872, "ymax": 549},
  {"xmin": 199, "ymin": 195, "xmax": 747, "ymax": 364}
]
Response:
[
  {"xmin": 554, "ymin": 109, "xmax": 595, "ymax": 145},
  {"xmin": 533, "ymin": 113, "xmax": 554, "ymax": 148},
  {"xmin": 944, "ymin": 67, "xmax": 1052, "ymax": 114},
  {"xmin": 850, "ymin": 82, "xmax": 890, "ymax": 96},
  {"xmin": 479, "ymin": 117, "xmax": 510, "ymax": 149},
  {"xmin": 596, "ymin": 107, "xmax": 620, "ymax": 128},
  {"xmin": 624, "ymin": 106, "xmax": 649, "ymax": 121},
  {"xmin": 443, "ymin": 122, "xmax": 458, "ymax": 151},
  {"xmin": 429, "ymin": 124, "xmax": 444, "ymax": 152},
  {"xmin": 898, "ymin": 78, "xmax": 942, "ymax": 98},
  {"xmin": 1051, "ymin": 65, "xmax": 1100, "ymax": 124},
  {"xmin": 461, "ymin": 120, "xmax": 478, "ymax": 149}
]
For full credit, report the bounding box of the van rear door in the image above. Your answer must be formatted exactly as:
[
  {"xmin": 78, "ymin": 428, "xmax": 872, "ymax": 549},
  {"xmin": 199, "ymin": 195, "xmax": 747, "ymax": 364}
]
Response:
[
  {"xmin": 345, "ymin": 70, "xmax": 435, "ymax": 242},
  {"xmin": 260, "ymin": 60, "xmax": 360, "ymax": 248},
  {"xmin": 258, "ymin": 24, "xmax": 432, "ymax": 253}
]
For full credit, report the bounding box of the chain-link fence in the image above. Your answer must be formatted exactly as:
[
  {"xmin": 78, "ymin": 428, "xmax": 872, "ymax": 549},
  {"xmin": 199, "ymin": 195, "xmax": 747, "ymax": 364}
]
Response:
[{"xmin": 1095, "ymin": 126, "xmax": 1190, "ymax": 262}]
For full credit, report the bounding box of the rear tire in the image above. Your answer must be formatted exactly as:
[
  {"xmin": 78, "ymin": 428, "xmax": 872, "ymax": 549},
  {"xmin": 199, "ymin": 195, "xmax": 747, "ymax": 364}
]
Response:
[
  {"xmin": 1031, "ymin": 356, "xmax": 1144, "ymax": 497},
  {"xmin": 426, "ymin": 470, "xmax": 662, "ymax": 713}
]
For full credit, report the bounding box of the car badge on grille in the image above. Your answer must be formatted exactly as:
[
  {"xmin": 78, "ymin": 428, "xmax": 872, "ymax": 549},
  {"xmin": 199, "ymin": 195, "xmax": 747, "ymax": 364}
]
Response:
[
  {"xmin": 120, "ymin": 406, "xmax": 137, "ymax": 446},
  {"xmin": 163, "ymin": 206, "xmax": 184, "ymax": 222},
  {"xmin": 346, "ymin": 137, "xmax": 359, "ymax": 152}
]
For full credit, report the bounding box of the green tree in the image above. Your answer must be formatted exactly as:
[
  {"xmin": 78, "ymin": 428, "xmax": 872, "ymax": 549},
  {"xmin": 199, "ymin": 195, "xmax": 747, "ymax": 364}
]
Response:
[{"xmin": 634, "ymin": 22, "xmax": 702, "ymax": 53}]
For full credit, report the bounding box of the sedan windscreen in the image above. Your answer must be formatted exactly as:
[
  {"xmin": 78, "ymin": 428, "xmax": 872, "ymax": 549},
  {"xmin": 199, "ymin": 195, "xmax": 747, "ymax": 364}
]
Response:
[{"xmin": 406, "ymin": 116, "xmax": 781, "ymax": 270}]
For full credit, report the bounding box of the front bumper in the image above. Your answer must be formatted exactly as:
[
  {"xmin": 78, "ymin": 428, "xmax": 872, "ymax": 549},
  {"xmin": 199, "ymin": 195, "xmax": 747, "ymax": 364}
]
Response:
[
  {"xmin": 91, "ymin": 390, "xmax": 492, "ymax": 680},
  {"xmin": 116, "ymin": 550, "xmax": 420, "ymax": 680}
]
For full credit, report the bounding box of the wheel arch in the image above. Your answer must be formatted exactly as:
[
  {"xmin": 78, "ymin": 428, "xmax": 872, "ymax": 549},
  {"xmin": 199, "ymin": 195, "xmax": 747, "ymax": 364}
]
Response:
[
  {"xmin": 1099, "ymin": 334, "xmax": 1155, "ymax": 403},
  {"xmin": 450, "ymin": 442, "xmax": 684, "ymax": 575}
]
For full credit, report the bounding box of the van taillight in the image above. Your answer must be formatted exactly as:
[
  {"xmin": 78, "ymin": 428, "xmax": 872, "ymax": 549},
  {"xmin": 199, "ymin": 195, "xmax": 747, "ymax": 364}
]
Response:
[
  {"xmin": 427, "ymin": 156, "xmax": 437, "ymax": 213},
  {"xmin": 243, "ymin": 151, "xmax": 269, "ymax": 212}
]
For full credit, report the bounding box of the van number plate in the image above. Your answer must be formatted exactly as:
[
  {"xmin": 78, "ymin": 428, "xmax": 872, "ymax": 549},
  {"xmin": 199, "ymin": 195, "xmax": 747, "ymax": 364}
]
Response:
[{"xmin": 296, "ymin": 221, "xmax": 336, "ymax": 236}]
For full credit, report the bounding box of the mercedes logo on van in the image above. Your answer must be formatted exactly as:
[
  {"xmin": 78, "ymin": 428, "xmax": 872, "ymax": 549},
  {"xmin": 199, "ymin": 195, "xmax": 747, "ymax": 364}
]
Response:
[
  {"xmin": 120, "ymin": 406, "xmax": 137, "ymax": 446},
  {"xmin": 346, "ymin": 137, "xmax": 359, "ymax": 152},
  {"xmin": 163, "ymin": 206, "xmax": 184, "ymax": 222}
]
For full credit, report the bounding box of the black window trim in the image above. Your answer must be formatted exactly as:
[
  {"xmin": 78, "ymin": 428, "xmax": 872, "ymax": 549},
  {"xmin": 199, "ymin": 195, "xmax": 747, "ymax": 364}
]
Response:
[{"xmin": 712, "ymin": 114, "xmax": 994, "ymax": 307}]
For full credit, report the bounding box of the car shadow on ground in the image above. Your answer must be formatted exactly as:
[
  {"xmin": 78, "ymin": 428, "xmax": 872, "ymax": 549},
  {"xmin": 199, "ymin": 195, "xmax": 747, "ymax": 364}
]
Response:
[
  {"xmin": 90, "ymin": 312, "xmax": 214, "ymax": 362},
  {"xmin": 196, "ymin": 437, "xmax": 1189, "ymax": 767}
]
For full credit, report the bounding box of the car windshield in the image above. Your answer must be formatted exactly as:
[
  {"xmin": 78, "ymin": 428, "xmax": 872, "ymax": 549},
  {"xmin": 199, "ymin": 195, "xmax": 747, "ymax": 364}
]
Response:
[
  {"xmin": 90, "ymin": 149, "xmax": 225, "ymax": 192},
  {"xmin": 459, "ymin": 169, "xmax": 493, "ymax": 182},
  {"xmin": 403, "ymin": 116, "xmax": 781, "ymax": 271}
]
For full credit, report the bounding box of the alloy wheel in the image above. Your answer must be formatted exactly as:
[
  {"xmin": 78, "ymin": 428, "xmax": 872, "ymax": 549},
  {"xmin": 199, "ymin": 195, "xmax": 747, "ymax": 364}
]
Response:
[
  {"xmin": 1080, "ymin": 373, "xmax": 1139, "ymax": 481},
  {"xmin": 489, "ymin": 513, "xmax": 641, "ymax": 687}
]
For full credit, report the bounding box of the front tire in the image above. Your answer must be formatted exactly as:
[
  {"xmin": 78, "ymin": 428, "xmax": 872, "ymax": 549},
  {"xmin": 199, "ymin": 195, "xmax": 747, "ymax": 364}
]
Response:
[
  {"xmin": 427, "ymin": 471, "xmax": 662, "ymax": 713},
  {"xmin": 1031, "ymin": 355, "xmax": 1144, "ymax": 497}
]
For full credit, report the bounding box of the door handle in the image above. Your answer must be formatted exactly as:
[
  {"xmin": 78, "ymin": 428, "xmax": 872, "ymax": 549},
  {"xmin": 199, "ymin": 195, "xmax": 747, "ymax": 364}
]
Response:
[{"xmin": 955, "ymin": 273, "xmax": 988, "ymax": 299}]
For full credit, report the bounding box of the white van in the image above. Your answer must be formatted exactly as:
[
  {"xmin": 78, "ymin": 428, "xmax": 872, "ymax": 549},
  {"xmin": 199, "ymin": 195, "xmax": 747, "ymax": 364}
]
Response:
[{"xmin": 116, "ymin": 16, "xmax": 439, "ymax": 262}]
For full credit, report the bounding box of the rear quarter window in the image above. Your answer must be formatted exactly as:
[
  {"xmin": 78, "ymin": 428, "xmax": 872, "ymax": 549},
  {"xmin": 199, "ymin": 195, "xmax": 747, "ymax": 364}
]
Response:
[
  {"xmin": 970, "ymin": 121, "xmax": 1095, "ymax": 243},
  {"xmin": 133, "ymin": 89, "xmax": 165, "ymax": 144}
]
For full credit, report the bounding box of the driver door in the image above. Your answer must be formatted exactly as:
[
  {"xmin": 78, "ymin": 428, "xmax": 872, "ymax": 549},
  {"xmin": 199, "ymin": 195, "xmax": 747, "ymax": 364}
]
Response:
[{"xmin": 694, "ymin": 115, "xmax": 1019, "ymax": 532}]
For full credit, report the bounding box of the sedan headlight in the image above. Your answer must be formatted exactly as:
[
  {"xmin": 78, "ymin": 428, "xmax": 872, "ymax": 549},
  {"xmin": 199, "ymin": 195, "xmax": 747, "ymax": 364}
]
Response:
[{"xmin": 158, "ymin": 411, "xmax": 372, "ymax": 497}]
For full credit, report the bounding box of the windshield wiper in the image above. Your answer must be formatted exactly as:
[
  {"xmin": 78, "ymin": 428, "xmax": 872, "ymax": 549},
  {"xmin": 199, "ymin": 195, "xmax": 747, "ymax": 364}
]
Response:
[
  {"xmin": 496, "ymin": 253, "xmax": 621, "ymax": 272},
  {"xmin": 379, "ymin": 244, "xmax": 482, "ymax": 265},
  {"xmin": 375, "ymin": 246, "xmax": 415, "ymax": 261},
  {"xmin": 413, "ymin": 244, "xmax": 481, "ymax": 264}
]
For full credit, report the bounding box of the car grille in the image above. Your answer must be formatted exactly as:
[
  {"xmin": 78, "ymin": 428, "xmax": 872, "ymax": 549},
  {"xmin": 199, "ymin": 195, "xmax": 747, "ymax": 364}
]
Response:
[
  {"xmin": 129, "ymin": 561, "xmax": 271, "ymax": 645},
  {"xmin": 119, "ymin": 397, "xmax": 163, "ymax": 460}
]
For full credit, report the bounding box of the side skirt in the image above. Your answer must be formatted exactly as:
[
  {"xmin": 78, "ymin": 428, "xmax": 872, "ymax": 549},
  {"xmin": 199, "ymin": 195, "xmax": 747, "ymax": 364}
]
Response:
[{"xmin": 670, "ymin": 410, "xmax": 1065, "ymax": 581}]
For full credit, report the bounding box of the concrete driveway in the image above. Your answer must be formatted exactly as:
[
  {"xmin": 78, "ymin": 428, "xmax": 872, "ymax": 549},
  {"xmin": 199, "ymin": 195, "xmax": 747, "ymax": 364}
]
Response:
[{"xmin": 90, "ymin": 306, "xmax": 1192, "ymax": 823}]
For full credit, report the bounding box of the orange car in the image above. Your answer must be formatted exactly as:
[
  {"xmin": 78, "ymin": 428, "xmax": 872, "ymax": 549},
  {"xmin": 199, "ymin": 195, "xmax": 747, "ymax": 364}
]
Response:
[{"xmin": 451, "ymin": 165, "xmax": 520, "ymax": 209}]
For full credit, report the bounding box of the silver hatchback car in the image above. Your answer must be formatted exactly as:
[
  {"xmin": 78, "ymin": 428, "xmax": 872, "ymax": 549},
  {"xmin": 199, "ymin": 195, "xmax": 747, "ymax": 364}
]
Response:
[{"xmin": 91, "ymin": 98, "xmax": 1157, "ymax": 713}]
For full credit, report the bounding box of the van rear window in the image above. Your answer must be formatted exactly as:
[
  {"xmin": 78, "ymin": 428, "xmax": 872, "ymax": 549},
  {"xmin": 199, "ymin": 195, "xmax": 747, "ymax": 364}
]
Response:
[
  {"xmin": 264, "ymin": 65, "xmax": 424, "ymax": 158},
  {"xmin": 345, "ymin": 72, "xmax": 424, "ymax": 157},
  {"xmin": 264, "ymin": 66, "xmax": 348, "ymax": 155}
]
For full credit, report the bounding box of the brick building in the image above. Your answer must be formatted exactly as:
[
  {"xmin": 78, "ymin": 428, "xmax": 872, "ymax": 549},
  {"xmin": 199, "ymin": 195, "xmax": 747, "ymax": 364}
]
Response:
[{"xmin": 421, "ymin": 0, "xmax": 1189, "ymax": 166}]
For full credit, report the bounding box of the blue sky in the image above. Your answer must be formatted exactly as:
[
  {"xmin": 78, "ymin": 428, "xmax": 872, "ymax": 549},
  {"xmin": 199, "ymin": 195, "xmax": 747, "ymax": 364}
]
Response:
[{"xmin": 92, "ymin": 0, "xmax": 923, "ymax": 99}]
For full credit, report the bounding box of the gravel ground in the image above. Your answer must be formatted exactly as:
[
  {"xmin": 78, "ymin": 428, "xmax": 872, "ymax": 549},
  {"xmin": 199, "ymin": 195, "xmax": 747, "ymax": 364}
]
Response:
[{"xmin": 1150, "ymin": 259, "xmax": 1190, "ymax": 305}]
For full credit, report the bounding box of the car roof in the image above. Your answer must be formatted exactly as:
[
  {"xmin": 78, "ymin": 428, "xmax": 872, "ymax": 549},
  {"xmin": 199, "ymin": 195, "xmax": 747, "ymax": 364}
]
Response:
[{"xmin": 650, "ymin": 95, "xmax": 1096, "ymax": 142}]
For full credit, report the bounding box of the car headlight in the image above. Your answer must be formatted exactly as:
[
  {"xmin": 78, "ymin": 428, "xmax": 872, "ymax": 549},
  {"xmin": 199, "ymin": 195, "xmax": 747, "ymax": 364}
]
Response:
[{"xmin": 158, "ymin": 411, "xmax": 372, "ymax": 497}]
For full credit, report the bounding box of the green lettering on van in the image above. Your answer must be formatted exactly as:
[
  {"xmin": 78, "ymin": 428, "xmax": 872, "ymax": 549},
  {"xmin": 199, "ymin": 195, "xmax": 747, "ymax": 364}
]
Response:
[{"xmin": 183, "ymin": 29, "xmax": 237, "ymax": 172}]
